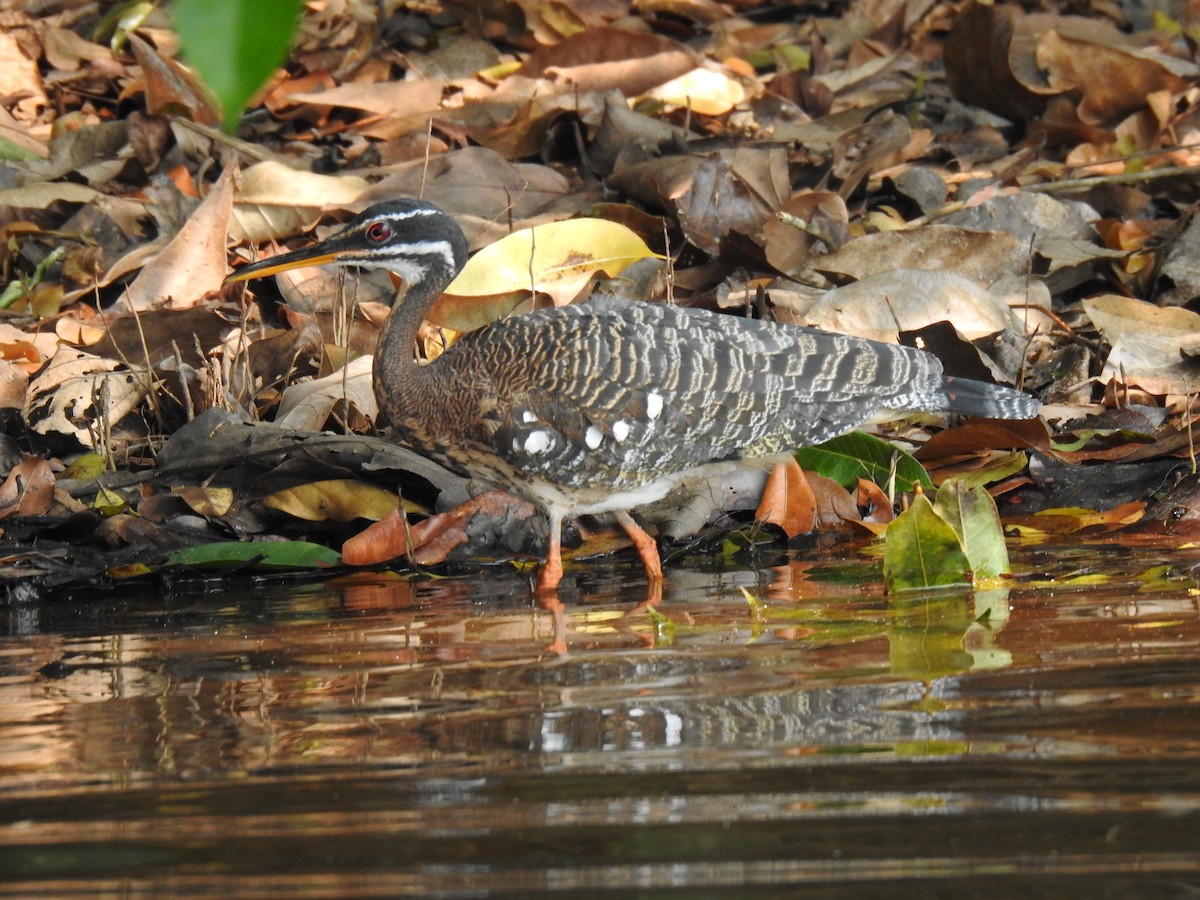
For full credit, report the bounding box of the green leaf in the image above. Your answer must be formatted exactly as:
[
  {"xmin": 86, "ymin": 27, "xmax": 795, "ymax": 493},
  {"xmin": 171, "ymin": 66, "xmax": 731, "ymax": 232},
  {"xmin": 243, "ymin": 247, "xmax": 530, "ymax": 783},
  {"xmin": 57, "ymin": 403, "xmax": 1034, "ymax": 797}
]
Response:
[
  {"xmin": 167, "ymin": 540, "xmax": 340, "ymax": 570},
  {"xmin": 0, "ymin": 136, "xmax": 40, "ymax": 162},
  {"xmin": 933, "ymin": 478, "xmax": 1010, "ymax": 580},
  {"xmin": 796, "ymin": 432, "xmax": 933, "ymax": 493},
  {"xmin": 948, "ymin": 450, "xmax": 1028, "ymax": 491},
  {"xmin": 173, "ymin": 0, "xmax": 305, "ymax": 132},
  {"xmin": 882, "ymin": 493, "xmax": 970, "ymax": 591}
]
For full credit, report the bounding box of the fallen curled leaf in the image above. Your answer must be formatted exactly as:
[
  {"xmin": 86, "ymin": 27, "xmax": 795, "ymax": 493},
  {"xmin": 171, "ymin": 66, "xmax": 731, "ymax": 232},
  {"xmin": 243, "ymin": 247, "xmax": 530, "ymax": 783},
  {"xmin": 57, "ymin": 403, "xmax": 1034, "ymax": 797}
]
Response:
[
  {"xmin": 755, "ymin": 457, "xmax": 815, "ymax": 538},
  {"xmin": 515, "ymin": 27, "xmax": 698, "ymax": 96},
  {"xmin": 0, "ymin": 455, "xmax": 54, "ymax": 519},
  {"xmin": 0, "ymin": 360, "xmax": 28, "ymax": 409},
  {"xmin": 857, "ymin": 479, "xmax": 894, "ymax": 525},
  {"xmin": 916, "ymin": 419, "xmax": 1052, "ymax": 461},
  {"xmin": 341, "ymin": 509, "xmax": 410, "ymax": 566},
  {"xmin": 808, "ymin": 472, "xmax": 861, "ymax": 529},
  {"xmin": 798, "ymin": 270, "xmax": 1027, "ymax": 344}
]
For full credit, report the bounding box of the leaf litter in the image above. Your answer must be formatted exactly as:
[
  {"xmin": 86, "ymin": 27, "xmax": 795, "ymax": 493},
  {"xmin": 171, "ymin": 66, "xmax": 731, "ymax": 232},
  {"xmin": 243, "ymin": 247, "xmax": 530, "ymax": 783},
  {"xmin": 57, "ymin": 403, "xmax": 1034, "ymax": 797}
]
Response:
[{"xmin": 4, "ymin": 0, "xmax": 1200, "ymax": 587}]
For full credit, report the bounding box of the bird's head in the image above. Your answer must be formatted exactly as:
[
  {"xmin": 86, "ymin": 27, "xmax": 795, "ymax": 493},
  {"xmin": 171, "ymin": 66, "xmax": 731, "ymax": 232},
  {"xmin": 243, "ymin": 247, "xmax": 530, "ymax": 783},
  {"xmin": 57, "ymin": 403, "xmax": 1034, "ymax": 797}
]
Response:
[{"xmin": 225, "ymin": 198, "xmax": 469, "ymax": 289}]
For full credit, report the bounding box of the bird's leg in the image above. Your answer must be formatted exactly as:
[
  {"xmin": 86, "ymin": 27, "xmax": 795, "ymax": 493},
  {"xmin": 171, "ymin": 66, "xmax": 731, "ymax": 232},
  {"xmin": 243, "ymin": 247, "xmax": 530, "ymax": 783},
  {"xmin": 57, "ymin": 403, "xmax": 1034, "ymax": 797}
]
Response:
[
  {"xmin": 536, "ymin": 511, "xmax": 565, "ymax": 596},
  {"xmin": 613, "ymin": 510, "xmax": 663, "ymax": 584}
]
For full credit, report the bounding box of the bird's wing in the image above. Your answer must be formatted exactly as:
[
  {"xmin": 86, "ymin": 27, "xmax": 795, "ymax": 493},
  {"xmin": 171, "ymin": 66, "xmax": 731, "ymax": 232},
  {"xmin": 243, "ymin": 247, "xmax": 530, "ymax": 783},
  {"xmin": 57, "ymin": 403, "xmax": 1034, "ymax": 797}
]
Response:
[{"xmin": 450, "ymin": 298, "xmax": 946, "ymax": 489}]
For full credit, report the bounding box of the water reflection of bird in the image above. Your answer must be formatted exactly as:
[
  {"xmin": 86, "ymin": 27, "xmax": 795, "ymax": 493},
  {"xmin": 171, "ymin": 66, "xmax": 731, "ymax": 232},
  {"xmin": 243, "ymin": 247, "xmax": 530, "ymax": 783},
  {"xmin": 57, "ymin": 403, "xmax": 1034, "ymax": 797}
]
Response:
[{"xmin": 226, "ymin": 199, "xmax": 1039, "ymax": 594}]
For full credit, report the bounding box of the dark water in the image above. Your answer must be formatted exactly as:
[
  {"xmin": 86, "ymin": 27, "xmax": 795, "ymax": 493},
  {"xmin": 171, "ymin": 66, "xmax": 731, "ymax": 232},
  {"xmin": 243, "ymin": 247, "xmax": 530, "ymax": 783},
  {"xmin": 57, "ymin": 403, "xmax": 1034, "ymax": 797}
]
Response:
[{"xmin": 2, "ymin": 541, "xmax": 1199, "ymax": 898}]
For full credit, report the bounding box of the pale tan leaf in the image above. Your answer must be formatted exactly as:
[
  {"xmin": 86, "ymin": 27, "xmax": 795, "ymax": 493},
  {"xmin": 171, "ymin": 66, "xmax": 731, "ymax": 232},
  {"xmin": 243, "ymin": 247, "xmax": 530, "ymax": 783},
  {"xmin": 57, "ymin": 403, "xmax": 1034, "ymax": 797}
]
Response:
[
  {"xmin": 646, "ymin": 66, "xmax": 748, "ymax": 115},
  {"xmin": 116, "ymin": 163, "xmax": 235, "ymax": 312},
  {"xmin": 285, "ymin": 78, "xmax": 444, "ymax": 116},
  {"xmin": 275, "ymin": 354, "xmax": 376, "ymax": 430},
  {"xmin": 1083, "ymin": 294, "xmax": 1200, "ymax": 395},
  {"xmin": 0, "ymin": 182, "xmax": 99, "ymax": 208},
  {"xmin": 798, "ymin": 270, "xmax": 1028, "ymax": 344},
  {"xmin": 24, "ymin": 348, "xmax": 148, "ymax": 448},
  {"xmin": 230, "ymin": 161, "xmax": 371, "ymax": 244},
  {"xmin": 0, "ymin": 360, "xmax": 29, "ymax": 410}
]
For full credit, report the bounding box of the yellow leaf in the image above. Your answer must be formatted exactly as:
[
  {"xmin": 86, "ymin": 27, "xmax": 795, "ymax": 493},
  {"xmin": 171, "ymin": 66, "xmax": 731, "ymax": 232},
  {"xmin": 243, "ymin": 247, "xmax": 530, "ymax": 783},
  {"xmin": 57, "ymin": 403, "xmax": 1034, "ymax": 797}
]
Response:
[
  {"xmin": 109, "ymin": 563, "xmax": 151, "ymax": 578},
  {"xmin": 444, "ymin": 218, "xmax": 660, "ymax": 307},
  {"xmin": 263, "ymin": 479, "xmax": 409, "ymax": 523},
  {"xmin": 174, "ymin": 485, "xmax": 234, "ymax": 518},
  {"xmin": 62, "ymin": 452, "xmax": 106, "ymax": 480},
  {"xmin": 92, "ymin": 485, "xmax": 127, "ymax": 516},
  {"xmin": 646, "ymin": 66, "xmax": 747, "ymax": 115}
]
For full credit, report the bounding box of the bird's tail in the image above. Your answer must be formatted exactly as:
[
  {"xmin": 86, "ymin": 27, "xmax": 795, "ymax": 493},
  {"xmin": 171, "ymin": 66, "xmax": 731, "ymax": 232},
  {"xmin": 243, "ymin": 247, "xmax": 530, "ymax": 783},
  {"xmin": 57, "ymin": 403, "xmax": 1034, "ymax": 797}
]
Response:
[{"xmin": 933, "ymin": 375, "xmax": 1039, "ymax": 420}]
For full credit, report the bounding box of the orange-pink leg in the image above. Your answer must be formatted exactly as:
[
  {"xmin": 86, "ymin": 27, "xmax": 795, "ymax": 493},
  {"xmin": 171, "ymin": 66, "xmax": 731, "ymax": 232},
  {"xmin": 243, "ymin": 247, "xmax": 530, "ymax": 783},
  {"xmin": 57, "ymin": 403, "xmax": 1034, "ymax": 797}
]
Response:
[
  {"xmin": 613, "ymin": 509, "xmax": 663, "ymax": 583},
  {"xmin": 536, "ymin": 511, "xmax": 565, "ymax": 596}
]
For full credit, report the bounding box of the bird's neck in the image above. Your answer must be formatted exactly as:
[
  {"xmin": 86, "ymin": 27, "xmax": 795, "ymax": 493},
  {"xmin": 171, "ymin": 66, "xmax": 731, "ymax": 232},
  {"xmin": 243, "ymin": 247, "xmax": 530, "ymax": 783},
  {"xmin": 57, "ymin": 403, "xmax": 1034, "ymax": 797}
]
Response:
[{"xmin": 372, "ymin": 266, "xmax": 453, "ymax": 427}]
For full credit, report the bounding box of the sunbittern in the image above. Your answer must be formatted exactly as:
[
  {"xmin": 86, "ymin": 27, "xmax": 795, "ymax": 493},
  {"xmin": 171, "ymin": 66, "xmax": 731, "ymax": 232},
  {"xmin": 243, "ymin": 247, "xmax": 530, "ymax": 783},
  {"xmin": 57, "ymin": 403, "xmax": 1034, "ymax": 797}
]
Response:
[{"xmin": 226, "ymin": 199, "xmax": 1039, "ymax": 593}]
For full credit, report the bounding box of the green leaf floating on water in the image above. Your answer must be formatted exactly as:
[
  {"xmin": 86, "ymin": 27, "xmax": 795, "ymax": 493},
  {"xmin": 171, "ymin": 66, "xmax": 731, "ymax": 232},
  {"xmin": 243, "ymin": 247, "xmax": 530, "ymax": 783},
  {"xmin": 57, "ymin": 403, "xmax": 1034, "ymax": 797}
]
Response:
[
  {"xmin": 882, "ymin": 493, "xmax": 970, "ymax": 591},
  {"xmin": 933, "ymin": 477, "xmax": 1010, "ymax": 581},
  {"xmin": 796, "ymin": 432, "xmax": 932, "ymax": 494},
  {"xmin": 168, "ymin": 541, "xmax": 340, "ymax": 570}
]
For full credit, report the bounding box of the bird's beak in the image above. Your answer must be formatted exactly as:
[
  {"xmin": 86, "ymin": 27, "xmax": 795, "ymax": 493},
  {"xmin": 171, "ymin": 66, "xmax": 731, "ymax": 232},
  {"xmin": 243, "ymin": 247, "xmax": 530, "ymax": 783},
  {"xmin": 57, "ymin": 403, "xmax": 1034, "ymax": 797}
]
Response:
[{"xmin": 224, "ymin": 242, "xmax": 346, "ymax": 284}]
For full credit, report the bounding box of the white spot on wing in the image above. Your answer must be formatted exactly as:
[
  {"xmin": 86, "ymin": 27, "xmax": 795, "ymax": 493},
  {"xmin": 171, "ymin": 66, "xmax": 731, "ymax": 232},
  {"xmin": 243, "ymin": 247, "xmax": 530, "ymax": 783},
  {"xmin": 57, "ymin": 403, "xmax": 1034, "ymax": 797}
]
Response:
[
  {"xmin": 612, "ymin": 420, "xmax": 631, "ymax": 442},
  {"xmin": 524, "ymin": 430, "xmax": 554, "ymax": 455},
  {"xmin": 521, "ymin": 409, "xmax": 538, "ymax": 424},
  {"xmin": 585, "ymin": 425, "xmax": 602, "ymax": 449},
  {"xmin": 646, "ymin": 391, "xmax": 663, "ymax": 420}
]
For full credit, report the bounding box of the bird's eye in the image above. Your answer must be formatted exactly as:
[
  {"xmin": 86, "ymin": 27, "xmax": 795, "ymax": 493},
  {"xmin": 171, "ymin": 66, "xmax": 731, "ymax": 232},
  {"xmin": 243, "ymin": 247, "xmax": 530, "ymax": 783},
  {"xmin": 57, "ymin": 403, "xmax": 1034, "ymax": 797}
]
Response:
[{"xmin": 365, "ymin": 221, "xmax": 391, "ymax": 242}]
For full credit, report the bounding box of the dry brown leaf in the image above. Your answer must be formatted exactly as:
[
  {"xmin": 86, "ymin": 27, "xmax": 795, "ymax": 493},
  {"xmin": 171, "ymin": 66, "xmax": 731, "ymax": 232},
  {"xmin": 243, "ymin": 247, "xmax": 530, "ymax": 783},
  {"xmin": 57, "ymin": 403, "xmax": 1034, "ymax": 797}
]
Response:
[
  {"xmin": 612, "ymin": 148, "xmax": 787, "ymax": 255},
  {"xmin": 857, "ymin": 478, "xmax": 893, "ymax": 525},
  {"xmin": 0, "ymin": 360, "xmax": 29, "ymax": 410},
  {"xmin": 515, "ymin": 27, "xmax": 698, "ymax": 96},
  {"xmin": 0, "ymin": 182, "xmax": 99, "ymax": 208},
  {"xmin": 916, "ymin": 419, "xmax": 1052, "ymax": 462},
  {"xmin": 1035, "ymin": 30, "xmax": 1192, "ymax": 127},
  {"xmin": 808, "ymin": 472, "xmax": 861, "ymax": 529},
  {"xmin": 944, "ymin": 2, "xmax": 1053, "ymax": 123},
  {"xmin": 763, "ymin": 191, "xmax": 849, "ymax": 275},
  {"xmin": 0, "ymin": 26, "xmax": 47, "ymax": 120},
  {"xmin": 755, "ymin": 458, "xmax": 815, "ymax": 538},
  {"xmin": 793, "ymin": 270, "xmax": 1028, "ymax": 344},
  {"xmin": 230, "ymin": 161, "xmax": 371, "ymax": 244},
  {"xmin": 24, "ymin": 348, "xmax": 149, "ymax": 449},
  {"xmin": 342, "ymin": 509, "xmax": 409, "ymax": 566},
  {"xmin": 0, "ymin": 456, "xmax": 54, "ymax": 520},
  {"xmin": 363, "ymin": 147, "xmax": 572, "ymax": 238},
  {"xmin": 129, "ymin": 34, "xmax": 220, "ymax": 125},
  {"xmin": 1083, "ymin": 294, "xmax": 1200, "ymax": 395},
  {"xmin": 275, "ymin": 354, "xmax": 375, "ymax": 430},
  {"xmin": 286, "ymin": 78, "xmax": 444, "ymax": 116},
  {"xmin": 116, "ymin": 164, "xmax": 235, "ymax": 312},
  {"xmin": 811, "ymin": 225, "xmax": 1026, "ymax": 284},
  {"xmin": 42, "ymin": 26, "xmax": 121, "ymax": 73}
]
